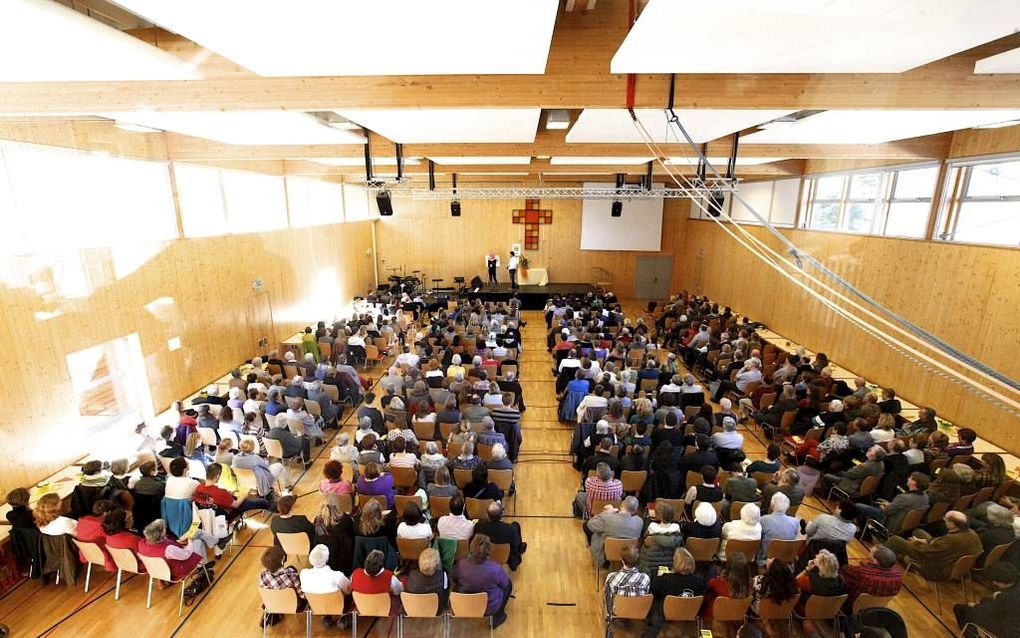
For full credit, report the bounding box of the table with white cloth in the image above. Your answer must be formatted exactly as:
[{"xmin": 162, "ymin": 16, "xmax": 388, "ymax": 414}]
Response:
[{"xmin": 517, "ymin": 268, "xmax": 549, "ymax": 286}]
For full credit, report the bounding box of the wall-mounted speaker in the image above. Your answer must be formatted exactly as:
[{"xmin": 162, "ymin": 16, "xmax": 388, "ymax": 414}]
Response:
[
  {"xmin": 611, "ymin": 200, "xmax": 623, "ymax": 217},
  {"xmin": 707, "ymin": 191, "xmax": 725, "ymax": 217},
  {"xmin": 376, "ymin": 191, "xmax": 393, "ymax": 216},
  {"xmin": 451, "ymin": 200, "xmax": 461, "ymax": 217}
]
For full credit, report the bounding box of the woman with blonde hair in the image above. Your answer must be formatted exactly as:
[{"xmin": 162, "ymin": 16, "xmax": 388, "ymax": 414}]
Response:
[
  {"xmin": 871, "ymin": 413, "xmax": 896, "ymax": 443},
  {"xmin": 794, "ymin": 548, "xmax": 844, "ymax": 618},
  {"xmin": 35, "ymin": 493, "xmax": 77, "ymax": 536},
  {"xmin": 406, "ymin": 547, "xmax": 448, "ymax": 610}
]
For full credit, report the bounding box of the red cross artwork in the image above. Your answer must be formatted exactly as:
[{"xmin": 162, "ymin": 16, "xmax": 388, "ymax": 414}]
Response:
[{"xmin": 511, "ymin": 198, "xmax": 553, "ymax": 251}]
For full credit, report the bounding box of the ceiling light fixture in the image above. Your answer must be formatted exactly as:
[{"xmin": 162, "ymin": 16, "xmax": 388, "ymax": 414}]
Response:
[{"xmin": 545, "ymin": 109, "xmax": 571, "ymax": 130}]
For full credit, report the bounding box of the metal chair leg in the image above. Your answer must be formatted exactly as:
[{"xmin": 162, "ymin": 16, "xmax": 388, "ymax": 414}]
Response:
[
  {"xmin": 178, "ymin": 580, "xmax": 186, "ymax": 617},
  {"xmin": 262, "ymin": 612, "xmax": 268, "ymax": 638},
  {"xmin": 146, "ymin": 576, "xmax": 154, "ymax": 608},
  {"xmin": 305, "ymin": 609, "xmax": 312, "ymax": 638},
  {"xmin": 352, "ymin": 611, "xmax": 357, "ymax": 638},
  {"xmin": 115, "ymin": 569, "xmax": 123, "ymax": 600},
  {"xmin": 84, "ymin": 562, "xmax": 93, "ymax": 593}
]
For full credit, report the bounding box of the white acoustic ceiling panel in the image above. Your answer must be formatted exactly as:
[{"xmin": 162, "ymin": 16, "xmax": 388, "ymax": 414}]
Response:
[
  {"xmin": 0, "ymin": 0, "xmax": 199, "ymax": 81},
  {"xmin": 612, "ymin": 0, "xmax": 1020, "ymax": 73},
  {"xmin": 336, "ymin": 109, "xmax": 541, "ymax": 143},
  {"xmin": 666, "ymin": 156, "xmax": 789, "ymax": 166},
  {"xmin": 109, "ymin": 0, "xmax": 558, "ymax": 76},
  {"xmin": 428, "ymin": 157, "xmax": 532, "ymax": 165},
  {"xmin": 551, "ymin": 157, "xmax": 654, "ymax": 165},
  {"xmin": 742, "ymin": 109, "xmax": 1020, "ymax": 144},
  {"xmin": 313, "ymin": 158, "xmax": 420, "ymax": 166},
  {"xmin": 975, "ymin": 47, "xmax": 1020, "ymax": 74},
  {"xmin": 101, "ymin": 111, "xmax": 366, "ymax": 145},
  {"xmin": 566, "ymin": 109, "xmax": 794, "ymax": 144}
]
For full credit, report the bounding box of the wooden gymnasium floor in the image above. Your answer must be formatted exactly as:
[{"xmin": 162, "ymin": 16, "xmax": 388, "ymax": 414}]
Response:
[{"xmin": 0, "ymin": 307, "xmax": 968, "ymax": 637}]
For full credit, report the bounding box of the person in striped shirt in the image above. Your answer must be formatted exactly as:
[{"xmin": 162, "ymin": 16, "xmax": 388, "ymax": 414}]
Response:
[{"xmin": 604, "ymin": 543, "xmax": 650, "ymax": 613}]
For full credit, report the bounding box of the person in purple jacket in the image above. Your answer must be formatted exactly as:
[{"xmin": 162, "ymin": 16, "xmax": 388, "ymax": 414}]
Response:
[
  {"xmin": 356, "ymin": 462, "xmax": 395, "ymax": 509},
  {"xmin": 453, "ymin": 534, "xmax": 513, "ymax": 628}
]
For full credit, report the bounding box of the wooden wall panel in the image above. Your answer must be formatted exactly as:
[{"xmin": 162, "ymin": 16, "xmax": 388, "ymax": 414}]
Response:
[
  {"xmin": 950, "ymin": 125, "xmax": 1020, "ymax": 159},
  {"xmin": 0, "ymin": 222, "xmax": 375, "ymax": 495},
  {"xmin": 673, "ymin": 220, "xmax": 1020, "ymax": 454},
  {"xmin": 373, "ymin": 197, "xmax": 688, "ymax": 298}
]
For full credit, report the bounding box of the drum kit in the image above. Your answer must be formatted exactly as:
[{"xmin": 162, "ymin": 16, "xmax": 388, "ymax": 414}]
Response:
[{"xmin": 385, "ymin": 266, "xmax": 426, "ymax": 295}]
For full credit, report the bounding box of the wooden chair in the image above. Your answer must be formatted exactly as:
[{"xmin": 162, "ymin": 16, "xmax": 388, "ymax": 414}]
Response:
[
  {"xmin": 711, "ymin": 596, "xmax": 752, "ymax": 624},
  {"xmin": 391, "ymin": 466, "xmax": 418, "ymax": 489},
  {"xmin": 357, "ymin": 494, "xmax": 388, "ymax": 511},
  {"xmin": 591, "ymin": 499, "xmax": 623, "ymax": 516},
  {"xmin": 477, "ymin": 443, "xmax": 494, "ymax": 462},
  {"xmin": 663, "ymin": 594, "xmax": 703, "ymax": 633},
  {"xmin": 685, "ymin": 537, "xmax": 720, "ymax": 562},
  {"xmin": 685, "ymin": 470, "xmax": 703, "ymax": 491},
  {"xmin": 465, "ymin": 498, "xmax": 493, "ymax": 520},
  {"xmin": 758, "ymin": 596, "xmax": 798, "ymax": 631},
  {"xmin": 429, "ymin": 496, "xmax": 452, "ymax": 518},
  {"xmin": 828, "ymin": 474, "xmax": 880, "ymax": 504},
  {"xmin": 851, "ymin": 593, "xmax": 895, "ymax": 615},
  {"xmin": 72, "ymin": 539, "xmax": 109, "ymax": 593},
  {"xmin": 399, "ymin": 592, "xmax": 444, "ymax": 636},
  {"xmin": 454, "ymin": 468, "xmax": 474, "ymax": 488},
  {"xmin": 728, "ymin": 500, "xmax": 754, "ymax": 522},
  {"xmin": 489, "ymin": 542, "xmax": 511, "ymax": 567},
  {"xmin": 971, "ymin": 486, "xmax": 994, "ymax": 506},
  {"xmin": 925, "ymin": 500, "xmax": 949, "ymax": 525},
  {"xmin": 305, "ymin": 591, "xmax": 349, "ymax": 635},
  {"xmin": 905, "ymin": 553, "xmax": 980, "ymax": 613},
  {"xmin": 137, "ymin": 553, "xmax": 212, "ymax": 617},
  {"xmin": 620, "ymin": 470, "xmax": 647, "ymax": 494},
  {"xmin": 605, "ymin": 594, "xmax": 653, "ymax": 636},
  {"xmin": 972, "ymin": 541, "xmax": 1016, "ymax": 580},
  {"xmin": 394, "ymin": 494, "xmax": 420, "ymax": 517},
  {"xmin": 489, "ymin": 469, "xmax": 515, "ymax": 514},
  {"xmin": 413, "ymin": 420, "xmax": 436, "ymax": 441},
  {"xmin": 725, "ymin": 539, "xmax": 760, "ymax": 562},
  {"xmin": 766, "ymin": 538, "xmax": 804, "ymax": 563},
  {"xmin": 802, "ymin": 594, "xmax": 849, "ymax": 637},
  {"xmin": 107, "ymin": 545, "xmax": 144, "ymax": 600},
  {"xmin": 276, "ymin": 532, "xmax": 311, "ymax": 565},
  {"xmin": 952, "ymin": 493, "xmax": 974, "ymax": 512},
  {"xmin": 396, "ymin": 536, "xmax": 431, "ymax": 564},
  {"xmin": 449, "ymin": 591, "xmax": 493, "ymax": 638},
  {"xmin": 453, "ymin": 537, "xmax": 471, "ymax": 561},
  {"xmin": 652, "ymin": 498, "xmax": 686, "ymax": 521},
  {"xmin": 257, "ymin": 586, "xmax": 303, "ymax": 638},
  {"xmin": 752, "ymin": 471, "xmax": 775, "ymax": 489},
  {"xmin": 598, "ymin": 537, "xmax": 636, "ymax": 590},
  {"xmin": 862, "ymin": 506, "xmax": 927, "ymax": 541},
  {"xmin": 352, "ymin": 591, "xmax": 394, "ymax": 636}
]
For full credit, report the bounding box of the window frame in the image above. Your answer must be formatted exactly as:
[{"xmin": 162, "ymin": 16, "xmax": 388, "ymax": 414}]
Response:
[{"xmin": 936, "ymin": 153, "xmax": 1020, "ymax": 248}]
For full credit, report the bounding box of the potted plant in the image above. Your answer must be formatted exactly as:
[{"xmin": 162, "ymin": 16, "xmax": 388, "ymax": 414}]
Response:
[{"xmin": 519, "ymin": 256, "xmax": 529, "ymax": 277}]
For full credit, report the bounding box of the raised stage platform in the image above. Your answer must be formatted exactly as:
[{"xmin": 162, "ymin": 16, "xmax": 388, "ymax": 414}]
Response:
[{"xmin": 465, "ymin": 282, "xmax": 597, "ymax": 310}]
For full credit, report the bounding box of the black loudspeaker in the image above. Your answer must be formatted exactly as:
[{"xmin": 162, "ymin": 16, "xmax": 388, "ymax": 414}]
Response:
[
  {"xmin": 707, "ymin": 191, "xmax": 725, "ymax": 217},
  {"xmin": 376, "ymin": 191, "xmax": 393, "ymax": 216},
  {"xmin": 451, "ymin": 200, "xmax": 461, "ymax": 217},
  {"xmin": 611, "ymin": 200, "xmax": 623, "ymax": 217}
]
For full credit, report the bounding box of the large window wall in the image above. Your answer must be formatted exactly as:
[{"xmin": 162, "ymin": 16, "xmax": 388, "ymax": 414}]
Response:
[{"xmin": 937, "ymin": 155, "xmax": 1020, "ymax": 248}]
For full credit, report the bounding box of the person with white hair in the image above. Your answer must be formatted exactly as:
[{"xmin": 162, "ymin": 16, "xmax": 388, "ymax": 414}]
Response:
[
  {"xmin": 486, "ymin": 443, "xmax": 514, "ymax": 472},
  {"xmin": 330, "ymin": 431, "xmax": 360, "ymax": 474},
  {"xmin": 380, "ymin": 366, "xmax": 405, "ymax": 396},
  {"xmin": 300, "ymin": 544, "xmax": 351, "ymax": 629},
  {"xmin": 284, "ymin": 374, "xmax": 307, "ymax": 400},
  {"xmin": 711, "ymin": 417, "xmax": 744, "ymax": 452},
  {"xmin": 307, "ymin": 379, "xmax": 338, "ymax": 424},
  {"xmin": 138, "ymin": 519, "xmax": 221, "ymax": 580},
  {"xmin": 713, "ymin": 357, "xmax": 763, "ymax": 402},
  {"xmin": 719, "ymin": 503, "xmax": 762, "ymax": 561},
  {"xmin": 447, "ymin": 354, "xmax": 466, "ymax": 379},
  {"xmin": 192, "ymin": 383, "xmax": 226, "ymax": 408},
  {"xmin": 758, "ymin": 492, "xmax": 799, "ymax": 564},
  {"xmin": 265, "ymin": 412, "xmax": 312, "ymax": 467},
  {"xmin": 681, "ymin": 374, "xmax": 704, "ymax": 395},
  {"xmin": 286, "ymin": 397, "xmax": 324, "ymax": 440},
  {"xmin": 250, "ymin": 356, "xmax": 272, "ymax": 381}
]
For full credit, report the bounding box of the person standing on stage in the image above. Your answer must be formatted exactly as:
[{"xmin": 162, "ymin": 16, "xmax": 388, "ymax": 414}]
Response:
[
  {"xmin": 507, "ymin": 251, "xmax": 520, "ymax": 290},
  {"xmin": 485, "ymin": 252, "xmax": 500, "ymax": 286}
]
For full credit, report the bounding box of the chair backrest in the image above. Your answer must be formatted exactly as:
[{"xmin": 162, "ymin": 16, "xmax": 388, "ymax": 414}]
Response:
[
  {"xmin": 453, "ymin": 537, "xmax": 470, "ymax": 561},
  {"xmin": 233, "ymin": 466, "xmax": 259, "ymax": 493},
  {"xmin": 259, "ymin": 586, "xmax": 299, "ymax": 614},
  {"xmin": 198, "ymin": 428, "xmax": 218, "ymax": 448},
  {"xmin": 394, "ymin": 494, "xmax": 419, "ymax": 517},
  {"xmin": 981, "ymin": 541, "xmax": 1016, "ymax": 570},
  {"xmin": 952, "ymin": 493, "xmax": 974, "ymax": 512},
  {"xmin": 358, "ymin": 494, "xmax": 388, "ymax": 511},
  {"xmin": 277, "ymin": 532, "xmax": 311, "ymax": 557},
  {"xmin": 725, "ymin": 539, "xmax": 760, "ymax": 561},
  {"xmin": 897, "ymin": 508, "xmax": 926, "ymax": 535},
  {"xmin": 653, "ymin": 499, "xmax": 686, "ymax": 521},
  {"xmin": 453, "ymin": 468, "xmax": 474, "ymax": 488},
  {"xmin": 779, "ymin": 410, "xmax": 797, "ymax": 431},
  {"xmin": 304, "ymin": 399, "xmax": 322, "ymax": 417},
  {"xmin": 489, "ymin": 469, "xmax": 513, "ymax": 492},
  {"xmin": 752, "ymin": 472, "xmax": 774, "ymax": 489},
  {"xmin": 391, "ymin": 466, "xmax": 418, "ymax": 489},
  {"xmin": 712, "ymin": 596, "xmax": 752, "ymax": 622},
  {"xmin": 759, "ymin": 393, "xmax": 777, "ymax": 411},
  {"xmin": 684, "ymin": 536, "xmax": 720, "ymax": 562},
  {"xmin": 465, "ymin": 498, "xmax": 493, "ymax": 520},
  {"xmin": 766, "ymin": 538, "xmax": 804, "ymax": 563},
  {"xmin": 757, "ymin": 595, "xmax": 798, "ymax": 620},
  {"xmin": 949, "ymin": 554, "xmax": 981, "ymax": 580},
  {"xmin": 662, "ymin": 595, "xmax": 704, "ymax": 621},
  {"xmin": 429, "ymin": 496, "xmax": 452, "ymax": 518},
  {"xmin": 287, "ymin": 418, "xmax": 306, "ymax": 438},
  {"xmin": 396, "ymin": 536, "xmax": 431, "ymax": 562},
  {"xmin": 611, "ymin": 594, "xmax": 653, "ymax": 619},
  {"xmin": 413, "ymin": 421, "xmax": 436, "ymax": 441},
  {"xmin": 971, "ymin": 486, "xmax": 994, "ymax": 506},
  {"xmin": 449, "ymin": 592, "xmax": 488, "ymax": 618},
  {"xmin": 476, "ymin": 443, "xmax": 494, "ymax": 462},
  {"xmin": 858, "ymin": 474, "xmax": 881, "ymax": 498},
  {"xmin": 306, "ymin": 590, "xmax": 345, "ymax": 616},
  {"xmin": 621, "ymin": 470, "xmax": 647, "ymax": 493},
  {"xmin": 72, "ymin": 539, "xmax": 108, "ymax": 567},
  {"xmin": 603, "ymin": 537, "xmax": 635, "ymax": 565},
  {"xmin": 353, "ymin": 591, "xmax": 392, "ymax": 617},
  {"xmin": 263, "ymin": 437, "xmax": 285, "ymax": 459},
  {"xmin": 107, "ymin": 545, "xmax": 141, "ymax": 574},
  {"xmin": 401, "ymin": 592, "xmax": 440, "ymax": 617},
  {"xmin": 729, "ymin": 500, "xmax": 753, "ymax": 522},
  {"xmin": 926, "ymin": 500, "xmax": 948, "ymax": 525},
  {"xmin": 137, "ymin": 553, "xmax": 173, "ymax": 582},
  {"xmin": 852, "ymin": 593, "xmax": 896, "ymax": 615},
  {"xmin": 591, "ymin": 499, "xmax": 622, "ymax": 514},
  {"xmin": 489, "ymin": 543, "xmax": 511, "ymax": 566},
  {"xmin": 684, "ymin": 470, "xmax": 702, "ymax": 491},
  {"xmin": 803, "ymin": 594, "xmax": 849, "ymax": 620}
]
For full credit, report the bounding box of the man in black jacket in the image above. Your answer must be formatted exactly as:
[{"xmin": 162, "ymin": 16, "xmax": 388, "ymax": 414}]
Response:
[
  {"xmin": 954, "ymin": 563, "xmax": 1020, "ymax": 638},
  {"xmin": 474, "ymin": 502, "xmax": 527, "ymax": 571}
]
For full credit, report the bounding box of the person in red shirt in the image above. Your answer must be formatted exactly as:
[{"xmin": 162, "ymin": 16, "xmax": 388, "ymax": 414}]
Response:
[
  {"xmin": 703, "ymin": 552, "xmax": 754, "ymax": 621},
  {"xmin": 193, "ymin": 463, "xmax": 277, "ymax": 515},
  {"xmin": 77, "ymin": 499, "xmax": 117, "ymax": 571},
  {"xmin": 351, "ymin": 549, "xmax": 403, "ymax": 616},
  {"xmin": 102, "ymin": 508, "xmax": 143, "ymax": 552}
]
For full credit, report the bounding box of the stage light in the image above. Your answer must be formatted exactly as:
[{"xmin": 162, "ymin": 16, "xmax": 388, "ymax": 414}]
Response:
[
  {"xmin": 545, "ymin": 109, "xmax": 570, "ymax": 130},
  {"xmin": 611, "ymin": 200, "xmax": 623, "ymax": 217},
  {"xmin": 451, "ymin": 200, "xmax": 461, "ymax": 217}
]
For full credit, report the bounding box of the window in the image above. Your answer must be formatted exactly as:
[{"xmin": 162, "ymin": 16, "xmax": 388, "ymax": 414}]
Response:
[
  {"xmin": 286, "ymin": 176, "xmax": 344, "ymax": 227},
  {"xmin": 689, "ymin": 177, "xmax": 799, "ymax": 226},
  {"xmin": 175, "ymin": 163, "xmax": 288, "ymax": 236},
  {"xmin": 939, "ymin": 157, "xmax": 1020, "ymax": 248},
  {"xmin": 66, "ymin": 334, "xmax": 153, "ymax": 435},
  {"xmin": 802, "ymin": 164, "xmax": 937, "ymax": 238}
]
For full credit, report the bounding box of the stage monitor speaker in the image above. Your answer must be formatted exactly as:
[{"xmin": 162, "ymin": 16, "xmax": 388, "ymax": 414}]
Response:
[
  {"xmin": 707, "ymin": 191, "xmax": 725, "ymax": 217},
  {"xmin": 376, "ymin": 191, "xmax": 393, "ymax": 216},
  {"xmin": 611, "ymin": 200, "xmax": 623, "ymax": 217},
  {"xmin": 451, "ymin": 200, "xmax": 461, "ymax": 217}
]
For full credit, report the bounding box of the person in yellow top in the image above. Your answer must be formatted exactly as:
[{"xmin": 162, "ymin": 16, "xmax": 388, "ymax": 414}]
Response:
[
  {"xmin": 447, "ymin": 354, "xmax": 467, "ymax": 378},
  {"xmin": 300, "ymin": 327, "xmax": 321, "ymax": 363}
]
